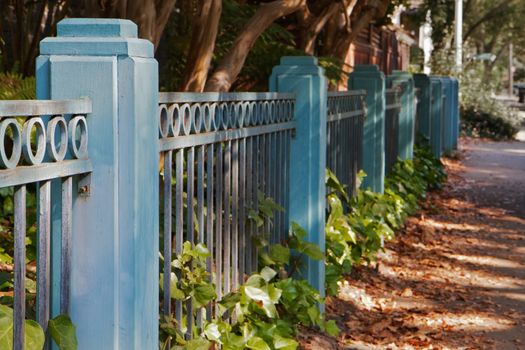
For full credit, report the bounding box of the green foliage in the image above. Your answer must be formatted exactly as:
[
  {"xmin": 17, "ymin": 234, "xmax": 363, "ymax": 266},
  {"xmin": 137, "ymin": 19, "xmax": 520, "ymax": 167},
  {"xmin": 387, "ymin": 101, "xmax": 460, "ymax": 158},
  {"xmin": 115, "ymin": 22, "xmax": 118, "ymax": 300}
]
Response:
[
  {"xmin": 160, "ymin": 194, "xmax": 336, "ymax": 350},
  {"xmin": 0, "ymin": 72, "xmax": 35, "ymax": 100},
  {"xmin": 459, "ymin": 63, "xmax": 521, "ymax": 139},
  {"xmin": 48, "ymin": 315, "xmax": 78, "ymax": 350},
  {"xmin": 325, "ymin": 144, "xmax": 446, "ymax": 295},
  {"xmin": 0, "ymin": 305, "xmax": 76, "ymax": 350},
  {"xmin": 0, "ymin": 304, "xmax": 44, "ymax": 350}
]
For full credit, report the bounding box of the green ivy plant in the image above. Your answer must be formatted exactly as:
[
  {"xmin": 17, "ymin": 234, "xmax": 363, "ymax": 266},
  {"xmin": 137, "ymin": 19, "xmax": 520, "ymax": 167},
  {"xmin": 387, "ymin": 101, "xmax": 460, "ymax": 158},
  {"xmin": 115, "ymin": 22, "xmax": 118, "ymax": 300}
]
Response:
[
  {"xmin": 325, "ymin": 143, "xmax": 446, "ymax": 295},
  {"xmin": 0, "ymin": 305, "xmax": 77, "ymax": 350},
  {"xmin": 160, "ymin": 194, "xmax": 338, "ymax": 350}
]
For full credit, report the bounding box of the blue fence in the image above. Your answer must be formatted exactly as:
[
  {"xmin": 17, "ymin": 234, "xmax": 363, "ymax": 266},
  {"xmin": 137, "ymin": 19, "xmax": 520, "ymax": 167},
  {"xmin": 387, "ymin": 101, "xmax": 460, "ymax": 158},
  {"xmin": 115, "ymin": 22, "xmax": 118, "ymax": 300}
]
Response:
[{"xmin": 0, "ymin": 18, "xmax": 460, "ymax": 349}]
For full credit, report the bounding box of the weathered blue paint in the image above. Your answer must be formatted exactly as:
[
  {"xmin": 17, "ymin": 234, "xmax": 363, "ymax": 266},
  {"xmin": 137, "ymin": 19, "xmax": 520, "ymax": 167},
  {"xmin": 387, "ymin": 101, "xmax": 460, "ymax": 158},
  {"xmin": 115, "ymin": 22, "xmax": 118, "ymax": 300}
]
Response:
[
  {"xmin": 387, "ymin": 71, "xmax": 415, "ymax": 160},
  {"xmin": 413, "ymin": 74, "xmax": 432, "ymax": 142},
  {"xmin": 269, "ymin": 56, "xmax": 327, "ymax": 298},
  {"xmin": 429, "ymin": 77, "xmax": 443, "ymax": 159},
  {"xmin": 37, "ymin": 18, "xmax": 159, "ymax": 349},
  {"xmin": 348, "ymin": 65, "xmax": 385, "ymax": 193}
]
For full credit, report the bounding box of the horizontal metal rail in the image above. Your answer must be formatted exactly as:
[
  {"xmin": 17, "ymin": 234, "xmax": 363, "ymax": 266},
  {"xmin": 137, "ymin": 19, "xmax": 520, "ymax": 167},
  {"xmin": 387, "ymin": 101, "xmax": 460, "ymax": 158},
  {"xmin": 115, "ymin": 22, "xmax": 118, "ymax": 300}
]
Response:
[
  {"xmin": 385, "ymin": 103, "xmax": 402, "ymax": 110},
  {"xmin": 159, "ymin": 92, "xmax": 295, "ymax": 103},
  {"xmin": 327, "ymin": 90, "xmax": 367, "ymax": 97},
  {"xmin": 327, "ymin": 110, "xmax": 365, "ymax": 122},
  {"xmin": 160, "ymin": 121, "xmax": 295, "ymax": 151},
  {"xmin": 0, "ymin": 159, "xmax": 92, "ymax": 187},
  {"xmin": 0, "ymin": 98, "xmax": 92, "ymax": 117}
]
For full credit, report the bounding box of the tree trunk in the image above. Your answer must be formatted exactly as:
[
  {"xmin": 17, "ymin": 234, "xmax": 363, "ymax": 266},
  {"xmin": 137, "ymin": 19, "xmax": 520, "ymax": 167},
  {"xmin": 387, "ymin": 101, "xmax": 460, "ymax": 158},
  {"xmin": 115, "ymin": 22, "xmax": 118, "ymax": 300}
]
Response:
[
  {"xmin": 204, "ymin": 0, "xmax": 306, "ymax": 92},
  {"xmin": 332, "ymin": 0, "xmax": 389, "ymax": 62},
  {"xmin": 180, "ymin": 0, "xmax": 222, "ymax": 92},
  {"xmin": 301, "ymin": 2, "xmax": 342, "ymax": 55}
]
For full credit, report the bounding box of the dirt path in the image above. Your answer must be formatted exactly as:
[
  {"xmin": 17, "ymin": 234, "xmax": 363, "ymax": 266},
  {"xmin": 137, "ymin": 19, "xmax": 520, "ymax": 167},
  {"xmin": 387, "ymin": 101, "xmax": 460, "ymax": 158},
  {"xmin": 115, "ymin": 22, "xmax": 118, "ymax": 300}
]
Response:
[{"xmin": 302, "ymin": 138, "xmax": 525, "ymax": 350}]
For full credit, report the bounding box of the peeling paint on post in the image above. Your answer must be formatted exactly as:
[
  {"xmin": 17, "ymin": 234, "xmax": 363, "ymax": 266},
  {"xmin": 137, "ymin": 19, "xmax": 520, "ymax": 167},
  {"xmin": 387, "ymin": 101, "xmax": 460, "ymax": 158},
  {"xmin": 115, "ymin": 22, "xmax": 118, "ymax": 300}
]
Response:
[
  {"xmin": 36, "ymin": 18, "xmax": 159, "ymax": 349},
  {"xmin": 269, "ymin": 56, "xmax": 327, "ymax": 299}
]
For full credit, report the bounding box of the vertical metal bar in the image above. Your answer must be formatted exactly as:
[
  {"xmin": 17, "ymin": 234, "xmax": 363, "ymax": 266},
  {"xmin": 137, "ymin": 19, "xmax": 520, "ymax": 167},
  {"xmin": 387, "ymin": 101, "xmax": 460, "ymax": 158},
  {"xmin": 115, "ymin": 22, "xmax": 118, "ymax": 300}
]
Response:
[
  {"xmin": 175, "ymin": 149, "xmax": 184, "ymax": 325},
  {"xmin": 251, "ymin": 136, "xmax": 259, "ymax": 273},
  {"xmin": 163, "ymin": 151, "xmax": 172, "ymax": 318},
  {"xmin": 13, "ymin": 185, "xmax": 26, "ymax": 350},
  {"xmin": 60, "ymin": 177, "xmax": 73, "ymax": 314},
  {"xmin": 186, "ymin": 146, "xmax": 195, "ymax": 337},
  {"xmin": 223, "ymin": 141, "xmax": 231, "ymax": 295},
  {"xmin": 275, "ymin": 132, "xmax": 282, "ymax": 242},
  {"xmin": 215, "ymin": 144, "xmax": 223, "ymax": 305},
  {"xmin": 245, "ymin": 137, "xmax": 253, "ymax": 275},
  {"xmin": 270, "ymin": 132, "xmax": 277, "ymax": 242},
  {"xmin": 37, "ymin": 180, "xmax": 51, "ymax": 334},
  {"xmin": 205, "ymin": 144, "xmax": 214, "ymax": 320},
  {"xmin": 231, "ymin": 140, "xmax": 239, "ymax": 291},
  {"xmin": 238, "ymin": 138, "xmax": 246, "ymax": 284},
  {"xmin": 196, "ymin": 145, "xmax": 205, "ymax": 328},
  {"xmin": 264, "ymin": 133, "xmax": 271, "ymax": 240}
]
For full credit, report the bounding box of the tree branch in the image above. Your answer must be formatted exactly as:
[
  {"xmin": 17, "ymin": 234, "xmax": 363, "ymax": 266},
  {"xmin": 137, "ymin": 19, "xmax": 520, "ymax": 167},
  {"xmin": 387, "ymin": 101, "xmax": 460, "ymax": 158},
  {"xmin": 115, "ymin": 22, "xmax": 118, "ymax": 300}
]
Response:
[
  {"xmin": 204, "ymin": 0, "xmax": 306, "ymax": 92},
  {"xmin": 180, "ymin": 0, "xmax": 222, "ymax": 92},
  {"xmin": 463, "ymin": 0, "xmax": 513, "ymax": 42}
]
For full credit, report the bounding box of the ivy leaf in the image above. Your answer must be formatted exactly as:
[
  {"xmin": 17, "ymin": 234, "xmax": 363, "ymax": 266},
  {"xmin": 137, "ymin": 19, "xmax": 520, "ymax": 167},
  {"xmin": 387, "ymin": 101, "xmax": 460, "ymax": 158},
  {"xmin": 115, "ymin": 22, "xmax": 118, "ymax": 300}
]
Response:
[
  {"xmin": 324, "ymin": 320, "xmax": 340, "ymax": 337},
  {"xmin": 246, "ymin": 336, "xmax": 271, "ymax": 350},
  {"xmin": 273, "ymin": 335, "xmax": 298, "ymax": 350},
  {"xmin": 300, "ymin": 242, "xmax": 324, "ymax": 261},
  {"xmin": 260, "ymin": 267, "xmax": 277, "ymax": 282},
  {"xmin": 176, "ymin": 338, "xmax": 211, "ymax": 350},
  {"xmin": 24, "ymin": 320, "xmax": 45, "ymax": 350},
  {"xmin": 48, "ymin": 315, "xmax": 78, "ymax": 350},
  {"xmin": 244, "ymin": 286, "xmax": 270, "ymax": 304},
  {"xmin": 0, "ymin": 306, "xmax": 13, "ymax": 350},
  {"xmin": 269, "ymin": 244, "xmax": 290, "ymax": 265},
  {"xmin": 203, "ymin": 323, "xmax": 221, "ymax": 342},
  {"xmin": 0, "ymin": 305, "xmax": 45, "ymax": 350},
  {"xmin": 193, "ymin": 283, "xmax": 216, "ymax": 307}
]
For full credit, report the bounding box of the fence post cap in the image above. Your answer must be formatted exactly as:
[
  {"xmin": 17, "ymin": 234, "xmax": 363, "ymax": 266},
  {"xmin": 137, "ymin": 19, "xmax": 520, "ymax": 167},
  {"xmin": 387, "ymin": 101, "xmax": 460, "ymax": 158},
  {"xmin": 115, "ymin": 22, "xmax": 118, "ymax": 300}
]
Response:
[
  {"xmin": 353, "ymin": 65, "xmax": 380, "ymax": 72},
  {"xmin": 279, "ymin": 56, "xmax": 318, "ymax": 65},
  {"xmin": 57, "ymin": 18, "xmax": 138, "ymax": 38}
]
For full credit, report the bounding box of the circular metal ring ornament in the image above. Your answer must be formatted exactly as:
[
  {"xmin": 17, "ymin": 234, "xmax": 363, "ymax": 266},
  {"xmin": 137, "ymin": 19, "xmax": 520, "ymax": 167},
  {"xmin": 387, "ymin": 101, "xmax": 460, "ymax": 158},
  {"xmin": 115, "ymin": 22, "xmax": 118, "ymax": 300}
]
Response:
[
  {"xmin": 0, "ymin": 118, "xmax": 22, "ymax": 169},
  {"xmin": 22, "ymin": 117, "xmax": 46, "ymax": 165},
  {"xmin": 218, "ymin": 103, "xmax": 229, "ymax": 130},
  {"xmin": 203, "ymin": 103, "xmax": 213, "ymax": 132},
  {"xmin": 68, "ymin": 116, "xmax": 89, "ymax": 159},
  {"xmin": 191, "ymin": 104, "xmax": 203, "ymax": 134},
  {"xmin": 180, "ymin": 103, "xmax": 192, "ymax": 136},
  {"xmin": 170, "ymin": 104, "xmax": 181, "ymax": 137},
  {"xmin": 47, "ymin": 116, "xmax": 68, "ymax": 161},
  {"xmin": 158, "ymin": 105, "xmax": 171, "ymax": 138},
  {"xmin": 247, "ymin": 102, "xmax": 256, "ymax": 126},
  {"xmin": 268, "ymin": 101, "xmax": 276, "ymax": 123},
  {"xmin": 210, "ymin": 103, "xmax": 220, "ymax": 131}
]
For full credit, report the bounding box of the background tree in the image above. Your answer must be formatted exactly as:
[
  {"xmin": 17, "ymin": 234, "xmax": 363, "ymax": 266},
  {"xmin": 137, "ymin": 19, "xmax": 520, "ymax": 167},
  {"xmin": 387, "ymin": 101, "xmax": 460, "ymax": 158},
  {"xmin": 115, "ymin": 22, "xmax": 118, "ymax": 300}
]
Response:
[
  {"xmin": 1, "ymin": 0, "xmax": 401, "ymax": 92},
  {"xmin": 411, "ymin": 0, "xmax": 525, "ymax": 85}
]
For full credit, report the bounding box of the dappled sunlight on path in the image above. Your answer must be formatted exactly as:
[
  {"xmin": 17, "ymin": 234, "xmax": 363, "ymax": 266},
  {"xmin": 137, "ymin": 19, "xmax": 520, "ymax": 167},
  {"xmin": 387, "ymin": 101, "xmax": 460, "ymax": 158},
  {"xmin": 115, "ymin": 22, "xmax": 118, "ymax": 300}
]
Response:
[{"xmin": 302, "ymin": 137, "xmax": 525, "ymax": 350}]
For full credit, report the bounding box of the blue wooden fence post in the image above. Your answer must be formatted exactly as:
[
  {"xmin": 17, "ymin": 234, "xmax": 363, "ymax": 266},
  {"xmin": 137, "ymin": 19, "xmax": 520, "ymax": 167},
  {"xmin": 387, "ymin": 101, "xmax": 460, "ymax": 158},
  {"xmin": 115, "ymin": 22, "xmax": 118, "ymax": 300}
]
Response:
[
  {"xmin": 348, "ymin": 65, "xmax": 385, "ymax": 193},
  {"xmin": 441, "ymin": 77, "xmax": 454, "ymax": 153},
  {"xmin": 269, "ymin": 56, "xmax": 327, "ymax": 297},
  {"xmin": 387, "ymin": 71, "xmax": 415, "ymax": 160},
  {"xmin": 451, "ymin": 78, "xmax": 460, "ymax": 149},
  {"xmin": 430, "ymin": 77, "xmax": 443, "ymax": 159},
  {"xmin": 414, "ymin": 74, "xmax": 432, "ymax": 142},
  {"xmin": 36, "ymin": 19, "xmax": 159, "ymax": 349}
]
